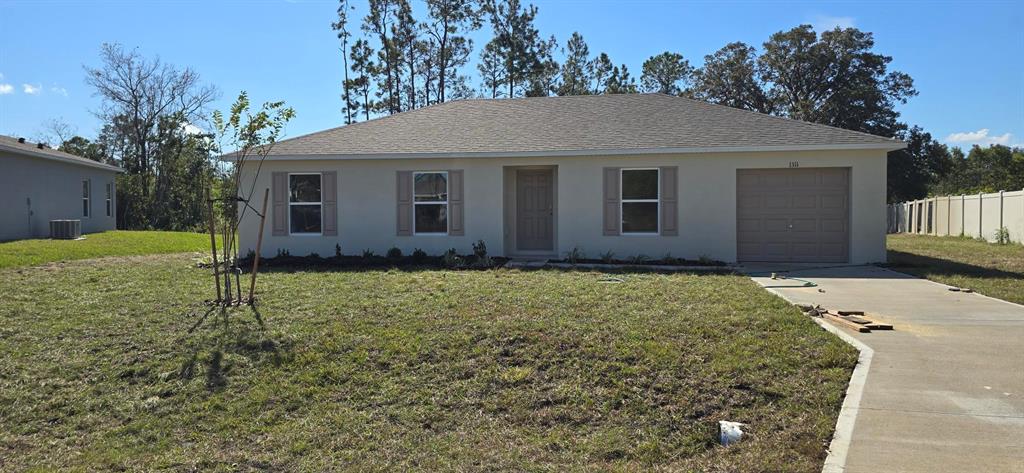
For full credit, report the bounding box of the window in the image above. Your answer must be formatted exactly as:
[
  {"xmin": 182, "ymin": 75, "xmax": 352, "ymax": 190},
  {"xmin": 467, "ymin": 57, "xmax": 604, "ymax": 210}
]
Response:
[
  {"xmin": 289, "ymin": 173, "xmax": 322, "ymax": 234},
  {"xmin": 105, "ymin": 183, "xmax": 112, "ymax": 217},
  {"xmin": 621, "ymin": 169, "xmax": 659, "ymax": 234},
  {"xmin": 82, "ymin": 179, "xmax": 91, "ymax": 218},
  {"xmin": 413, "ymin": 171, "xmax": 448, "ymax": 234}
]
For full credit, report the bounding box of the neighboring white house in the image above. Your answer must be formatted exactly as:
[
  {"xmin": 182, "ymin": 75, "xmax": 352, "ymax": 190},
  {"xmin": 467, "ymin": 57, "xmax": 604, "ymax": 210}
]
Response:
[
  {"xmin": 0, "ymin": 135, "xmax": 123, "ymax": 241},
  {"xmin": 236, "ymin": 94, "xmax": 905, "ymax": 264}
]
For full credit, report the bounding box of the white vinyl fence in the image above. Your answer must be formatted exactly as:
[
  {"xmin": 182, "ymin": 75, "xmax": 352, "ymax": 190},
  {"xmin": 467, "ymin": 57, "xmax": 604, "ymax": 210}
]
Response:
[{"xmin": 888, "ymin": 189, "xmax": 1024, "ymax": 243}]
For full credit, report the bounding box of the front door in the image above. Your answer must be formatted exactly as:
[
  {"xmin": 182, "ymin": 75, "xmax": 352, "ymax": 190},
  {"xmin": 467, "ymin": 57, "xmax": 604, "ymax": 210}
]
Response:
[{"xmin": 516, "ymin": 169, "xmax": 554, "ymax": 251}]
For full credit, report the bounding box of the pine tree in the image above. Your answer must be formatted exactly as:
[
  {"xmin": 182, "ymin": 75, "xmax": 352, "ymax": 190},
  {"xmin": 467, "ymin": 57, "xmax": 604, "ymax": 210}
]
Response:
[
  {"xmin": 557, "ymin": 32, "xmax": 592, "ymax": 96},
  {"xmin": 349, "ymin": 39, "xmax": 377, "ymax": 120},
  {"xmin": 482, "ymin": 0, "xmax": 547, "ymax": 98},
  {"xmin": 425, "ymin": 0, "xmax": 481, "ymax": 103},
  {"xmin": 332, "ymin": 0, "xmax": 356, "ymax": 123},
  {"xmin": 640, "ymin": 51, "xmax": 693, "ymax": 95},
  {"xmin": 590, "ymin": 52, "xmax": 613, "ymax": 94},
  {"xmin": 478, "ymin": 39, "xmax": 506, "ymax": 98}
]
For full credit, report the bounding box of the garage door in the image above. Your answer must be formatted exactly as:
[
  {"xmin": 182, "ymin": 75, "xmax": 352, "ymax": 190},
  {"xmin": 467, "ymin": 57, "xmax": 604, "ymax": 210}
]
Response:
[{"xmin": 737, "ymin": 168, "xmax": 849, "ymax": 262}]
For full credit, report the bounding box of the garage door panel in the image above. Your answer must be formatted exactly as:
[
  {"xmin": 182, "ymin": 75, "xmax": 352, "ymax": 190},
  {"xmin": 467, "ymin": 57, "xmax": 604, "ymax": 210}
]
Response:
[
  {"xmin": 821, "ymin": 218, "xmax": 846, "ymax": 232},
  {"xmin": 791, "ymin": 218, "xmax": 817, "ymax": 232},
  {"xmin": 821, "ymin": 171, "xmax": 847, "ymax": 187},
  {"xmin": 764, "ymin": 218, "xmax": 789, "ymax": 232},
  {"xmin": 736, "ymin": 167, "xmax": 849, "ymax": 263}
]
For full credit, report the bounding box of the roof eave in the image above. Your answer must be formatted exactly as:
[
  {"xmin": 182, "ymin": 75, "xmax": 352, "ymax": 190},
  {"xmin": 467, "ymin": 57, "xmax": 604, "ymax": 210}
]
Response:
[
  {"xmin": 238, "ymin": 142, "xmax": 907, "ymax": 162},
  {"xmin": 0, "ymin": 142, "xmax": 125, "ymax": 173}
]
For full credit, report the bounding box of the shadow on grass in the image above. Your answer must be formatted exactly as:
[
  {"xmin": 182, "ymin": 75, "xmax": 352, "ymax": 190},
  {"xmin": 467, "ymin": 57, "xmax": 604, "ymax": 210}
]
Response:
[
  {"xmin": 884, "ymin": 250, "xmax": 1024, "ymax": 280},
  {"xmin": 179, "ymin": 304, "xmax": 291, "ymax": 391}
]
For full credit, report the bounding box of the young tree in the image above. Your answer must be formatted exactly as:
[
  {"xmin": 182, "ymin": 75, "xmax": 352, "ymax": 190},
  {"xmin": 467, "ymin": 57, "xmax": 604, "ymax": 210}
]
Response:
[
  {"xmin": 590, "ymin": 52, "xmax": 613, "ymax": 94},
  {"xmin": 332, "ymin": 0, "xmax": 357, "ymax": 124},
  {"xmin": 211, "ymin": 92, "xmax": 295, "ymax": 305},
  {"xmin": 690, "ymin": 42, "xmax": 773, "ymax": 113},
  {"xmin": 640, "ymin": 51, "xmax": 693, "ymax": 95},
  {"xmin": 424, "ymin": 0, "xmax": 480, "ymax": 103},
  {"xmin": 556, "ymin": 32, "xmax": 592, "ymax": 96},
  {"xmin": 349, "ymin": 39, "xmax": 377, "ymax": 120}
]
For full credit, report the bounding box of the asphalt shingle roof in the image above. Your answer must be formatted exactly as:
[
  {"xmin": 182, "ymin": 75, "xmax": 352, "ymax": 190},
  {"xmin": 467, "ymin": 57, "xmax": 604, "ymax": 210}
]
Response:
[
  {"xmin": 0, "ymin": 135, "xmax": 123, "ymax": 172},
  {"xmin": 264, "ymin": 93, "xmax": 902, "ymax": 158}
]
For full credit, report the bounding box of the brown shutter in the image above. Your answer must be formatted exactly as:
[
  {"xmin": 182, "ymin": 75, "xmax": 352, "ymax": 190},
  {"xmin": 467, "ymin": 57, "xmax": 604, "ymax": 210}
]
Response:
[
  {"xmin": 603, "ymin": 167, "xmax": 621, "ymax": 236},
  {"xmin": 396, "ymin": 171, "xmax": 413, "ymax": 236},
  {"xmin": 322, "ymin": 171, "xmax": 338, "ymax": 236},
  {"xmin": 660, "ymin": 166, "xmax": 678, "ymax": 236},
  {"xmin": 271, "ymin": 172, "xmax": 287, "ymax": 236},
  {"xmin": 448, "ymin": 169, "xmax": 464, "ymax": 236}
]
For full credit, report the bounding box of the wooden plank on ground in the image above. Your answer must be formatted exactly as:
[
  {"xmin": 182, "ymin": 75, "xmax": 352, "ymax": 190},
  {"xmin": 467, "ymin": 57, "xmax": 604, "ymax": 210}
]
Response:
[{"xmin": 823, "ymin": 314, "xmax": 872, "ymax": 333}]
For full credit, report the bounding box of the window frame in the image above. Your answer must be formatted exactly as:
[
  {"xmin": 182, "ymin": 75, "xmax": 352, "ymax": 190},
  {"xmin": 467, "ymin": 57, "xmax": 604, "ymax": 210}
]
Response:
[
  {"xmin": 287, "ymin": 172, "xmax": 324, "ymax": 236},
  {"xmin": 412, "ymin": 170, "xmax": 449, "ymax": 235},
  {"xmin": 620, "ymin": 167, "xmax": 660, "ymax": 235},
  {"xmin": 82, "ymin": 179, "xmax": 91, "ymax": 218},
  {"xmin": 105, "ymin": 182, "xmax": 112, "ymax": 217}
]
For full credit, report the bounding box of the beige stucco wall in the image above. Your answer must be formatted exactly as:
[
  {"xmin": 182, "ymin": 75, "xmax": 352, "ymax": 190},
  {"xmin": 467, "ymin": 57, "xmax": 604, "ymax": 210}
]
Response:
[
  {"xmin": 237, "ymin": 148, "xmax": 888, "ymax": 264},
  {"xmin": 0, "ymin": 152, "xmax": 118, "ymax": 241}
]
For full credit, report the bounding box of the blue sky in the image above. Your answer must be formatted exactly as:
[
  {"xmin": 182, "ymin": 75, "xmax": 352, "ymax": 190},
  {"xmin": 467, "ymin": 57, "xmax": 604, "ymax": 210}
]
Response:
[{"xmin": 1, "ymin": 0, "xmax": 1021, "ymax": 149}]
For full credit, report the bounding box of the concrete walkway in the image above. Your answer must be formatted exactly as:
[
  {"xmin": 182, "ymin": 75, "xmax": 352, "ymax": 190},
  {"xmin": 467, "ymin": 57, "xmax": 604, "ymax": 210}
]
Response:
[{"xmin": 746, "ymin": 264, "xmax": 1024, "ymax": 473}]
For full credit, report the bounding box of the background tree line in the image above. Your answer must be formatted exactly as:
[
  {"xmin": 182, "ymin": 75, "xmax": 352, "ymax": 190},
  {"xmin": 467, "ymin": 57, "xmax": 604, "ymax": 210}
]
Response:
[{"xmin": 37, "ymin": 1, "xmax": 1022, "ymax": 232}]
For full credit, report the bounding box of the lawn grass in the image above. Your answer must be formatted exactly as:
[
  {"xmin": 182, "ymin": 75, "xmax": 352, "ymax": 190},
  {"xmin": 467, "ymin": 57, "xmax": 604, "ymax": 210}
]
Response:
[
  {"xmin": 887, "ymin": 234, "xmax": 1024, "ymax": 305},
  {"xmin": 0, "ymin": 230, "xmax": 211, "ymax": 269},
  {"xmin": 0, "ymin": 255, "xmax": 857, "ymax": 471}
]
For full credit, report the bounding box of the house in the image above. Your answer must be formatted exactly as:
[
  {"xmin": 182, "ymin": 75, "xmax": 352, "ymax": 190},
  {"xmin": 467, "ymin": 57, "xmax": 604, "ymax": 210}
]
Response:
[
  {"xmin": 0, "ymin": 135, "xmax": 122, "ymax": 241},
  {"xmin": 237, "ymin": 94, "xmax": 905, "ymax": 264}
]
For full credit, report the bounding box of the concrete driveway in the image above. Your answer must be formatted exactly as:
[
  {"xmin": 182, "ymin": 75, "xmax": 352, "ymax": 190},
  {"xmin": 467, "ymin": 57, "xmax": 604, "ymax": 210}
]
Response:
[{"xmin": 746, "ymin": 264, "xmax": 1024, "ymax": 473}]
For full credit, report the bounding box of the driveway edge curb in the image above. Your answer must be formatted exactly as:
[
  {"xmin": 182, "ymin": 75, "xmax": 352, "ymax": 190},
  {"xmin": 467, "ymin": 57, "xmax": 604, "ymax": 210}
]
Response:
[{"xmin": 758, "ymin": 285, "xmax": 874, "ymax": 473}]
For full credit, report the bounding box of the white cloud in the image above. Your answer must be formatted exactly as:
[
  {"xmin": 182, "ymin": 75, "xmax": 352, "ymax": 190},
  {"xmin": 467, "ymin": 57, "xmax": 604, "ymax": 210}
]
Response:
[
  {"xmin": 945, "ymin": 128, "xmax": 1013, "ymax": 146},
  {"xmin": 182, "ymin": 122, "xmax": 205, "ymax": 136},
  {"xmin": 50, "ymin": 86, "xmax": 68, "ymax": 97},
  {"xmin": 0, "ymin": 83, "xmax": 13, "ymax": 95},
  {"xmin": 813, "ymin": 15, "xmax": 856, "ymax": 32},
  {"xmin": 22, "ymin": 83, "xmax": 41, "ymax": 95}
]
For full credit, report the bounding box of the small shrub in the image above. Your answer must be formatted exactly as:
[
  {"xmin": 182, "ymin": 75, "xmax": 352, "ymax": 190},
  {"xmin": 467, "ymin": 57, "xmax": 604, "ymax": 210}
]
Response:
[
  {"xmin": 386, "ymin": 247, "xmax": 403, "ymax": 259},
  {"xmin": 276, "ymin": 249, "xmax": 291, "ymax": 257},
  {"xmin": 662, "ymin": 252, "xmax": 681, "ymax": 265},
  {"xmin": 565, "ymin": 246, "xmax": 584, "ymax": 265},
  {"xmin": 995, "ymin": 226, "xmax": 1011, "ymax": 245},
  {"xmin": 698, "ymin": 254, "xmax": 714, "ymax": 265},
  {"xmin": 244, "ymin": 249, "xmax": 256, "ymax": 261},
  {"xmin": 361, "ymin": 249, "xmax": 376, "ymax": 259},
  {"xmin": 472, "ymin": 240, "xmax": 488, "ymax": 259},
  {"xmin": 442, "ymin": 248, "xmax": 461, "ymax": 268},
  {"xmin": 334, "ymin": 244, "xmax": 342, "ymax": 258},
  {"xmin": 628, "ymin": 254, "xmax": 650, "ymax": 264},
  {"xmin": 600, "ymin": 250, "xmax": 615, "ymax": 264},
  {"xmin": 412, "ymin": 248, "xmax": 427, "ymax": 262}
]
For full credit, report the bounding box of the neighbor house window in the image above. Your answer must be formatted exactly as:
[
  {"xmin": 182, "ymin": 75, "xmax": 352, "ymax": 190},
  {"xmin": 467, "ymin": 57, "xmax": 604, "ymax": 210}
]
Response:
[
  {"xmin": 105, "ymin": 183, "xmax": 112, "ymax": 217},
  {"xmin": 289, "ymin": 173, "xmax": 322, "ymax": 234},
  {"xmin": 413, "ymin": 171, "xmax": 448, "ymax": 234},
  {"xmin": 82, "ymin": 179, "xmax": 91, "ymax": 218},
  {"xmin": 621, "ymin": 168, "xmax": 659, "ymax": 234}
]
